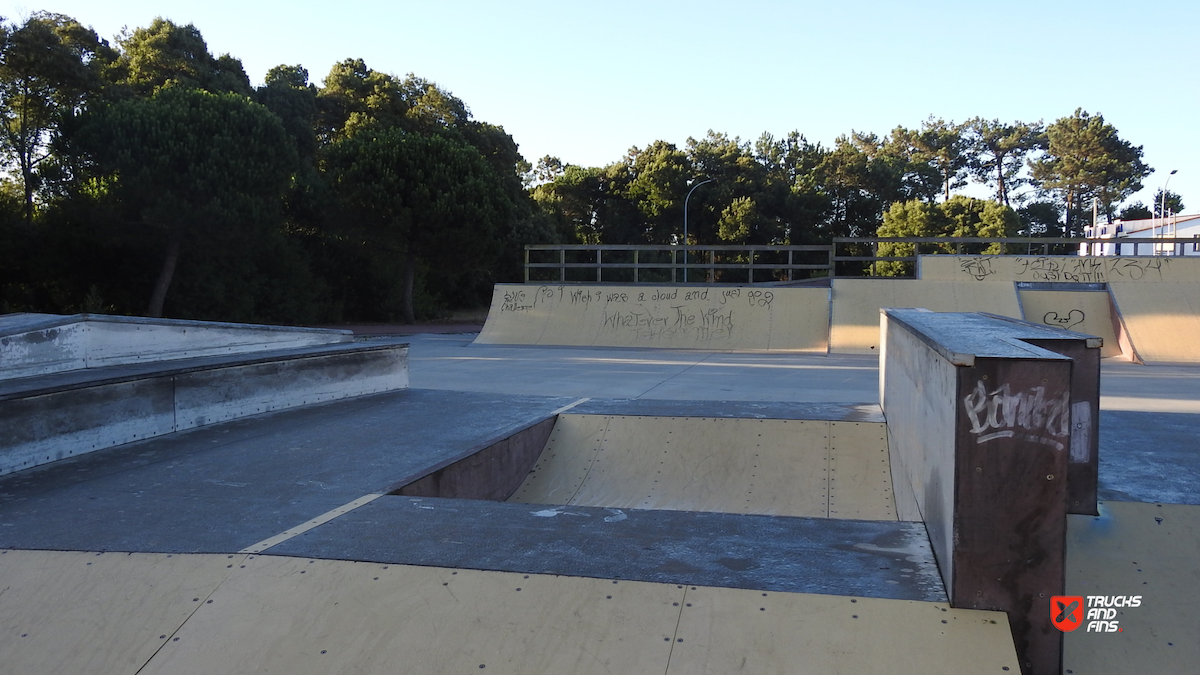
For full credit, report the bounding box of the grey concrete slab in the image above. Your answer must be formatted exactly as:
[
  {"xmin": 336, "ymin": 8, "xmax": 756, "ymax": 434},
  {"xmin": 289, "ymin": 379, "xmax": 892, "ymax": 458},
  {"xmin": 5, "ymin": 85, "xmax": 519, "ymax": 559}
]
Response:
[
  {"xmin": 1097, "ymin": 411, "xmax": 1200, "ymax": 504},
  {"xmin": 406, "ymin": 334, "xmax": 881, "ymax": 402},
  {"xmin": 267, "ymin": 495, "xmax": 946, "ymax": 602},
  {"xmin": 0, "ymin": 339, "xmax": 408, "ymax": 400},
  {"xmin": 1099, "ymin": 361, "xmax": 1200, "ymax": 413},
  {"xmin": 573, "ymin": 398, "xmax": 884, "ymax": 422},
  {"xmin": 0, "ymin": 389, "xmax": 574, "ymax": 553}
]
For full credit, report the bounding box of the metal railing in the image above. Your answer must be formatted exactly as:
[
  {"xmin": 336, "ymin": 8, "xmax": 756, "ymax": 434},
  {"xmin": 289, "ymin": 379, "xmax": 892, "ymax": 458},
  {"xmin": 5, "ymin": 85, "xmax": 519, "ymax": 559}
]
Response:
[
  {"xmin": 524, "ymin": 245, "xmax": 832, "ymax": 284},
  {"xmin": 524, "ymin": 237, "xmax": 1200, "ymax": 283}
]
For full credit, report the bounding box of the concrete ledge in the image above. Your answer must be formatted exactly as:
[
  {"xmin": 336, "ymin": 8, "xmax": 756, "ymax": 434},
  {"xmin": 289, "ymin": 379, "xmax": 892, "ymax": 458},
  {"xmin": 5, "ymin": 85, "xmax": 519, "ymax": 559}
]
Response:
[
  {"xmin": 0, "ymin": 313, "xmax": 351, "ymax": 381},
  {"xmin": 0, "ymin": 340, "xmax": 408, "ymax": 476}
]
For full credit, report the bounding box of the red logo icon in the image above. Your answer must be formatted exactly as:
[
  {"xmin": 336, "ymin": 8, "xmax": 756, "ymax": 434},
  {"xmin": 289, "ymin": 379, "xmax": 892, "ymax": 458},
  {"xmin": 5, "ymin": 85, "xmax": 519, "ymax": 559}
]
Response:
[{"xmin": 1051, "ymin": 595, "xmax": 1084, "ymax": 632}]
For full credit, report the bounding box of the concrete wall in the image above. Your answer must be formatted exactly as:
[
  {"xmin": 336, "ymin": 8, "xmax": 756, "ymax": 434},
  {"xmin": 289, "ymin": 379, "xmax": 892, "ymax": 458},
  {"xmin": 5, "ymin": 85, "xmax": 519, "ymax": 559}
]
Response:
[
  {"xmin": 0, "ymin": 314, "xmax": 351, "ymax": 382},
  {"xmin": 0, "ymin": 344, "xmax": 408, "ymax": 477}
]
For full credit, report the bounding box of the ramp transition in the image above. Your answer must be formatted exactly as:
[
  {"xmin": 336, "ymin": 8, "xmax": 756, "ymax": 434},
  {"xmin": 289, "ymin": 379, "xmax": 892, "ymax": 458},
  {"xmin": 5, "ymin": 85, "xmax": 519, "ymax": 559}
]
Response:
[
  {"xmin": 507, "ymin": 414, "xmax": 896, "ymax": 520},
  {"xmin": 829, "ymin": 279, "xmax": 1021, "ymax": 353}
]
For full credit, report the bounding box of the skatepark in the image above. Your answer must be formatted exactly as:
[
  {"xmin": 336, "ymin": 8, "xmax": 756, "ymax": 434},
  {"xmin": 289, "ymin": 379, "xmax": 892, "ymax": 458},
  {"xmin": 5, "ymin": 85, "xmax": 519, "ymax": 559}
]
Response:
[{"xmin": 1, "ymin": 254, "xmax": 1198, "ymax": 674}]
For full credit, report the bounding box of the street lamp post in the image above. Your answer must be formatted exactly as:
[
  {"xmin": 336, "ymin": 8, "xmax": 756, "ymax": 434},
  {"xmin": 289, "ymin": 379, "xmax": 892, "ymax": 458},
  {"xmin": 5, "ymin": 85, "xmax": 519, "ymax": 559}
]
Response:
[
  {"xmin": 1161, "ymin": 169, "xmax": 1178, "ymax": 254},
  {"xmin": 682, "ymin": 178, "xmax": 715, "ymax": 283}
]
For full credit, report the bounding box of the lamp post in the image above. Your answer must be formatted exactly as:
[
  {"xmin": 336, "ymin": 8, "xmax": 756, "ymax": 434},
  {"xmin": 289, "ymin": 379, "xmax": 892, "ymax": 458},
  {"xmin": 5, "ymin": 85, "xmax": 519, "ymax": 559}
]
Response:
[
  {"xmin": 1161, "ymin": 169, "xmax": 1178, "ymax": 254},
  {"xmin": 1160, "ymin": 169, "xmax": 1178, "ymax": 220},
  {"xmin": 682, "ymin": 178, "xmax": 715, "ymax": 283}
]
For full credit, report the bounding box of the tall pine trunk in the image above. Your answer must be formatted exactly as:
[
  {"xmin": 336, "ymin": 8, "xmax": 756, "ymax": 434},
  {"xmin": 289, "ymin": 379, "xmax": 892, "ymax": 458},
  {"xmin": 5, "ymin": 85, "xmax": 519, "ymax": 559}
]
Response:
[
  {"xmin": 147, "ymin": 229, "xmax": 183, "ymax": 318},
  {"xmin": 401, "ymin": 249, "xmax": 417, "ymax": 325}
]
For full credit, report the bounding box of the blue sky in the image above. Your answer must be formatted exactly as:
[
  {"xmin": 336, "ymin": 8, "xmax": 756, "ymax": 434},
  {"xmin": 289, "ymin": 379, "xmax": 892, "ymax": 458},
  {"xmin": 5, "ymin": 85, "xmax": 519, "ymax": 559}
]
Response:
[{"xmin": 9, "ymin": 0, "xmax": 1198, "ymax": 210}]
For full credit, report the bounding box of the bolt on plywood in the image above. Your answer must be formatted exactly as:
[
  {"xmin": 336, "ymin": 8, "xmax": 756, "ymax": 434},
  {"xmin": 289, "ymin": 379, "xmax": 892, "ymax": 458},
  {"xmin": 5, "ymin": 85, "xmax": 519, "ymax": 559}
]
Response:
[
  {"xmin": 669, "ymin": 584, "xmax": 1018, "ymax": 674},
  {"xmin": 140, "ymin": 555, "xmax": 685, "ymax": 675},
  {"xmin": 0, "ymin": 550, "xmax": 238, "ymax": 675},
  {"xmin": 1064, "ymin": 501, "xmax": 1200, "ymax": 674},
  {"xmin": 1, "ymin": 551, "xmax": 1018, "ymax": 675},
  {"xmin": 509, "ymin": 415, "xmax": 896, "ymax": 520},
  {"xmin": 829, "ymin": 421, "xmax": 896, "ymax": 520}
]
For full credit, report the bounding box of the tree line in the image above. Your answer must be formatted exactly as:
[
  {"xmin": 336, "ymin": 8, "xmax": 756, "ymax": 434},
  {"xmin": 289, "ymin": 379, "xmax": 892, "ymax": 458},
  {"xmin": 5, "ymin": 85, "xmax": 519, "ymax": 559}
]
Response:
[
  {"xmin": 0, "ymin": 12, "xmax": 1182, "ymax": 322},
  {"xmin": 534, "ymin": 116, "xmax": 1176, "ymax": 250},
  {"xmin": 0, "ymin": 12, "xmax": 554, "ymax": 322}
]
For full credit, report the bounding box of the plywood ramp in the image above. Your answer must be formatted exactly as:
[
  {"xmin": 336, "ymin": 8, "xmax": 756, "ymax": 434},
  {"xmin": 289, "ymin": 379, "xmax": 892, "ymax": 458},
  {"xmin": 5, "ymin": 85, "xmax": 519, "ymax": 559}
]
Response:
[
  {"xmin": 0, "ymin": 550, "xmax": 1020, "ymax": 674},
  {"xmin": 475, "ymin": 284, "xmax": 830, "ymax": 351},
  {"xmin": 1064, "ymin": 502, "xmax": 1200, "ymax": 674},
  {"xmin": 1018, "ymin": 289, "xmax": 1122, "ymax": 357},
  {"xmin": 0, "ymin": 550, "xmax": 237, "ymax": 675},
  {"xmin": 507, "ymin": 414, "xmax": 895, "ymax": 520},
  {"xmin": 830, "ymin": 279, "xmax": 1020, "ymax": 353},
  {"xmin": 1108, "ymin": 282, "xmax": 1200, "ymax": 363}
]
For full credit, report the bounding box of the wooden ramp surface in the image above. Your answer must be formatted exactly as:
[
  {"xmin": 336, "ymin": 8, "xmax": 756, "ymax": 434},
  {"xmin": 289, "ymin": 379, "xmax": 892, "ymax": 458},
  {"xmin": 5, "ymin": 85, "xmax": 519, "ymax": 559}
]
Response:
[
  {"xmin": 1064, "ymin": 501, "xmax": 1200, "ymax": 675},
  {"xmin": 1108, "ymin": 282, "xmax": 1200, "ymax": 363},
  {"xmin": 475, "ymin": 284, "xmax": 830, "ymax": 351},
  {"xmin": 0, "ymin": 550, "xmax": 1019, "ymax": 675},
  {"xmin": 830, "ymin": 279, "xmax": 1021, "ymax": 353},
  {"xmin": 1017, "ymin": 288, "xmax": 1122, "ymax": 357},
  {"xmin": 508, "ymin": 414, "xmax": 896, "ymax": 520}
]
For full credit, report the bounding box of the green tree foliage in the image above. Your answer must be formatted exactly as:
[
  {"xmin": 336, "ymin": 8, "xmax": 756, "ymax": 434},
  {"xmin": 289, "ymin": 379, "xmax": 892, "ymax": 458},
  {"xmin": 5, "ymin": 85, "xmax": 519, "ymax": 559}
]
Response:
[
  {"xmin": 2, "ymin": 11, "xmax": 1178, "ymax": 322},
  {"xmin": 322, "ymin": 128, "xmax": 511, "ymax": 323},
  {"xmin": 885, "ymin": 118, "xmax": 968, "ymax": 202},
  {"xmin": 1152, "ymin": 189, "xmax": 1184, "ymax": 217},
  {"xmin": 1018, "ymin": 201, "xmax": 1064, "ymax": 237},
  {"xmin": 1029, "ymin": 109, "xmax": 1151, "ymax": 235},
  {"xmin": 256, "ymin": 65, "xmax": 319, "ymax": 166},
  {"xmin": 110, "ymin": 18, "xmax": 250, "ymax": 97},
  {"xmin": 0, "ymin": 12, "xmax": 111, "ymax": 222},
  {"xmin": 79, "ymin": 87, "xmax": 295, "ymax": 317},
  {"xmin": 875, "ymin": 196, "xmax": 1018, "ymax": 276},
  {"xmin": 1118, "ymin": 202, "xmax": 1152, "ymax": 221},
  {"xmin": 966, "ymin": 118, "xmax": 1045, "ymax": 206}
]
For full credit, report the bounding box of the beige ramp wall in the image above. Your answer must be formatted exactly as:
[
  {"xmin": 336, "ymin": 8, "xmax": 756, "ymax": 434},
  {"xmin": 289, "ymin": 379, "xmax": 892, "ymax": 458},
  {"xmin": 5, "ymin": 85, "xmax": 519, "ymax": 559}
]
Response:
[
  {"xmin": 919, "ymin": 254, "xmax": 1200, "ymax": 283},
  {"xmin": 508, "ymin": 414, "xmax": 895, "ymax": 520},
  {"xmin": 1108, "ymin": 282, "xmax": 1200, "ymax": 363},
  {"xmin": 1017, "ymin": 289, "xmax": 1122, "ymax": 357},
  {"xmin": 830, "ymin": 279, "xmax": 1020, "ymax": 353},
  {"xmin": 475, "ymin": 283, "xmax": 829, "ymax": 351}
]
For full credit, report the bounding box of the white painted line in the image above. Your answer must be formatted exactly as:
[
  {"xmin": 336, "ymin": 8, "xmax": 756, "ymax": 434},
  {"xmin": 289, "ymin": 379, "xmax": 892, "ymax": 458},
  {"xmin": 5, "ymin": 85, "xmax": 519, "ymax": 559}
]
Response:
[
  {"xmin": 239, "ymin": 492, "xmax": 385, "ymax": 554},
  {"xmin": 549, "ymin": 397, "xmax": 590, "ymax": 416}
]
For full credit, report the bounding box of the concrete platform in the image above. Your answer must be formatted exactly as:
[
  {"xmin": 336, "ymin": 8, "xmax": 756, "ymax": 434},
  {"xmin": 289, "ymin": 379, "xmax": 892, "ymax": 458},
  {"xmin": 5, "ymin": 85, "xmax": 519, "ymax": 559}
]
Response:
[
  {"xmin": 1, "ymin": 312, "xmax": 351, "ymax": 380},
  {"xmin": 0, "ymin": 339, "xmax": 410, "ymax": 476}
]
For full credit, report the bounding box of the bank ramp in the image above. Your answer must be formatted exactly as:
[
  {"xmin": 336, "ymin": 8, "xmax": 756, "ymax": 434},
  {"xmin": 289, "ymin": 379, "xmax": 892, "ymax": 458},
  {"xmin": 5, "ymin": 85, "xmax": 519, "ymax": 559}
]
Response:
[{"xmin": 475, "ymin": 283, "xmax": 829, "ymax": 351}]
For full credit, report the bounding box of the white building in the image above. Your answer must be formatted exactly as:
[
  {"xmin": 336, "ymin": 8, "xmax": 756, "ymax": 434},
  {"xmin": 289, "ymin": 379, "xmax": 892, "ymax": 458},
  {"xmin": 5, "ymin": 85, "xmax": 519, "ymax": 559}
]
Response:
[{"xmin": 1081, "ymin": 213, "xmax": 1200, "ymax": 256}]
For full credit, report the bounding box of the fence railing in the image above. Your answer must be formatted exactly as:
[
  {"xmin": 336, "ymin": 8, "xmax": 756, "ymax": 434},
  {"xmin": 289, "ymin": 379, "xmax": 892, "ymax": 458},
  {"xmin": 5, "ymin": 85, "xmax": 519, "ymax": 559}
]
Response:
[
  {"xmin": 523, "ymin": 245, "xmax": 831, "ymax": 284},
  {"xmin": 524, "ymin": 237, "xmax": 1200, "ymax": 283}
]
